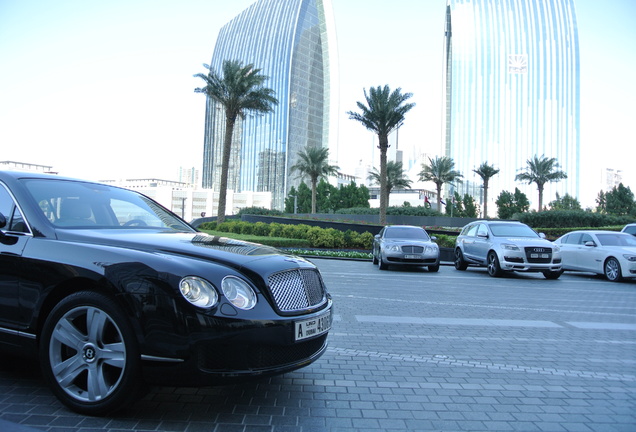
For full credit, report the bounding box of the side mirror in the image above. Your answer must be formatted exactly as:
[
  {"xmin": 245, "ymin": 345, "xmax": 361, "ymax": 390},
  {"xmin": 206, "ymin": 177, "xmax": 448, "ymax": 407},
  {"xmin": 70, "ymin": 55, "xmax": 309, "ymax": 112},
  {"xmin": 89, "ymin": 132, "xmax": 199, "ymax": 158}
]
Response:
[
  {"xmin": 431, "ymin": 236, "xmax": 437, "ymax": 242},
  {"xmin": 539, "ymin": 233, "xmax": 546, "ymax": 239},
  {"xmin": 477, "ymin": 232, "xmax": 488, "ymax": 238},
  {"xmin": 584, "ymin": 241, "xmax": 596, "ymax": 247}
]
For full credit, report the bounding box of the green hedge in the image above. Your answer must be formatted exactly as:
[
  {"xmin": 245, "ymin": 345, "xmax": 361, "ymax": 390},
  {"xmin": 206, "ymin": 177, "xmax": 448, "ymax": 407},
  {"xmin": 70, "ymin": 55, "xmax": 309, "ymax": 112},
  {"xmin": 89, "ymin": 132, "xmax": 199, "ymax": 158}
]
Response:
[
  {"xmin": 335, "ymin": 205, "xmax": 442, "ymax": 217},
  {"xmin": 199, "ymin": 220, "xmax": 374, "ymax": 249},
  {"xmin": 516, "ymin": 210, "xmax": 634, "ymax": 228},
  {"xmin": 433, "ymin": 234, "xmax": 457, "ymax": 248}
]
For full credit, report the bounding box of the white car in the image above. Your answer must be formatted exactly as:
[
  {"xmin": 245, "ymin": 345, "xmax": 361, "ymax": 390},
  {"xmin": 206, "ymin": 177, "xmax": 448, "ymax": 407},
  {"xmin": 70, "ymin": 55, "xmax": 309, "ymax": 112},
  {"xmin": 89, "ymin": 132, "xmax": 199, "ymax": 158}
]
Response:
[
  {"xmin": 554, "ymin": 230, "xmax": 636, "ymax": 282},
  {"xmin": 621, "ymin": 223, "xmax": 636, "ymax": 237}
]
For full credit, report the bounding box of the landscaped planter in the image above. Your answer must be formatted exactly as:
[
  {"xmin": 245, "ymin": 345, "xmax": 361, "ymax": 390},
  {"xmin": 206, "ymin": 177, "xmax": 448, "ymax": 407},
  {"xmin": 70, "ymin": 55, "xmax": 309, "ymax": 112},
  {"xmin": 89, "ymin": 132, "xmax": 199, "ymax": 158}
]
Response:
[{"xmin": 439, "ymin": 247, "xmax": 454, "ymax": 263}]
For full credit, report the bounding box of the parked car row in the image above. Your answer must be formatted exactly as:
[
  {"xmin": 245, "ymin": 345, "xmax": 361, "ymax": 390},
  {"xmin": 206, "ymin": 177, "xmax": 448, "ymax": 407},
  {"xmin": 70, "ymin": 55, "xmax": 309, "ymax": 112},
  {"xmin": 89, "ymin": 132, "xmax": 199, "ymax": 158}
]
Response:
[{"xmin": 372, "ymin": 220, "xmax": 636, "ymax": 283}]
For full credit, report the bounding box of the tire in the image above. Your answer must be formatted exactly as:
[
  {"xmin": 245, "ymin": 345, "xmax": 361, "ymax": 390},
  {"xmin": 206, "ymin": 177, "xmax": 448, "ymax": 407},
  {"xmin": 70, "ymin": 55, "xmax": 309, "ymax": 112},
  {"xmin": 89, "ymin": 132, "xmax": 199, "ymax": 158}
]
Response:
[
  {"xmin": 372, "ymin": 251, "xmax": 378, "ymax": 265},
  {"xmin": 604, "ymin": 257, "xmax": 623, "ymax": 282},
  {"xmin": 428, "ymin": 264, "xmax": 440, "ymax": 272},
  {"xmin": 377, "ymin": 251, "xmax": 387, "ymax": 270},
  {"xmin": 39, "ymin": 291, "xmax": 143, "ymax": 415},
  {"xmin": 454, "ymin": 248, "xmax": 468, "ymax": 271},
  {"xmin": 543, "ymin": 270, "xmax": 563, "ymax": 280},
  {"xmin": 487, "ymin": 251, "xmax": 503, "ymax": 277}
]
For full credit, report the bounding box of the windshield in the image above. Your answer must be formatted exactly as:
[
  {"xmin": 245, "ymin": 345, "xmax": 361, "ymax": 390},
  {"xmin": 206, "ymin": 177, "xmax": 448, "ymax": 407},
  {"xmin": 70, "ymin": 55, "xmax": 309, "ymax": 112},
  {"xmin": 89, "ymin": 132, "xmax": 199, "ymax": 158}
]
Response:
[
  {"xmin": 596, "ymin": 233, "xmax": 636, "ymax": 247},
  {"xmin": 489, "ymin": 224, "xmax": 539, "ymax": 238},
  {"xmin": 23, "ymin": 179, "xmax": 194, "ymax": 231},
  {"xmin": 384, "ymin": 227, "xmax": 430, "ymax": 240}
]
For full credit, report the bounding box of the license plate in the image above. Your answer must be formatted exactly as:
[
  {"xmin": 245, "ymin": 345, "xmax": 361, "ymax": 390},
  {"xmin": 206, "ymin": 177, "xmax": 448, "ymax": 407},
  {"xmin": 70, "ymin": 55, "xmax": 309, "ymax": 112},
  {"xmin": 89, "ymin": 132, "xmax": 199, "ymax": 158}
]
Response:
[
  {"xmin": 295, "ymin": 310, "xmax": 331, "ymax": 341},
  {"xmin": 404, "ymin": 254, "xmax": 420, "ymax": 259},
  {"xmin": 531, "ymin": 253, "xmax": 550, "ymax": 258}
]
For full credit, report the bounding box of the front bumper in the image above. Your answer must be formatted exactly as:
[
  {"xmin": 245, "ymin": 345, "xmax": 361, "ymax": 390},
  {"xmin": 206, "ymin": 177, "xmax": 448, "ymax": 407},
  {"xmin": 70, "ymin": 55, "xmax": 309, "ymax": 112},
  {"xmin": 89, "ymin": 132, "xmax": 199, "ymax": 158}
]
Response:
[
  {"xmin": 140, "ymin": 299, "xmax": 333, "ymax": 386},
  {"xmin": 501, "ymin": 254, "xmax": 561, "ymax": 272},
  {"xmin": 385, "ymin": 252, "xmax": 439, "ymax": 266}
]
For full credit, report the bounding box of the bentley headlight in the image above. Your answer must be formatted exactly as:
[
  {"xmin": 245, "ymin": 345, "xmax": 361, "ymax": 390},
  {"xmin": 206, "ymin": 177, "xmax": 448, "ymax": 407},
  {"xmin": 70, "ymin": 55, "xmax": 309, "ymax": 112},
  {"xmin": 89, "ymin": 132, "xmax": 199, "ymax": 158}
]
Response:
[
  {"xmin": 386, "ymin": 245, "xmax": 401, "ymax": 252},
  {"xmin": 222, "ymin": 276, "xmax": 257, "ymax": 310},
  {"xmin": 502, "ymin": 243, "xmax": 520, "ymax": 251},
  {"xmin": 179, "ymin": 276, "xmax": 218, "ymax": 308}
]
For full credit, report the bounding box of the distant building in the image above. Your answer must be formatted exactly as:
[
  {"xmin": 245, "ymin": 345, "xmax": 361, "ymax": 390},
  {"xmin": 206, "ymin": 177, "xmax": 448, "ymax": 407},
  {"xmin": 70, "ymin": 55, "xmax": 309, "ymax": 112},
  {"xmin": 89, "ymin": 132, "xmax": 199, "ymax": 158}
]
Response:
[
  {"xmin": 101, "ymin": 178, "xmax": 271, "ymax": 222},
  {"xmin": 178, "ymin": 167, "xmax": 199, "ymax": 187},
  {"xmin": 0, "ymin": 161, "xmax": 56, "ymax": 174},
  {"xmin": 202, "ymin": 0, "xmax": 339, "ymax": 211},
  {"xmin": 600, "ymin": 168, "xmax": 623, "ymax": 192},
  {"xmin": 443, "ymin": 0, "xmax": 580, "ymax": 215}
]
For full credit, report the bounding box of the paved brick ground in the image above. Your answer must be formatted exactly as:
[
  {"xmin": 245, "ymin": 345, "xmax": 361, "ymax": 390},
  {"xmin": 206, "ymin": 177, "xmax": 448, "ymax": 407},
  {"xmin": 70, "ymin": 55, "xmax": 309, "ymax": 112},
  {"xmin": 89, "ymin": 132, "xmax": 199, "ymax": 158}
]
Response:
[{"xmin": 0, "ymin": 260, "xmax": 634, "ymax": 431}]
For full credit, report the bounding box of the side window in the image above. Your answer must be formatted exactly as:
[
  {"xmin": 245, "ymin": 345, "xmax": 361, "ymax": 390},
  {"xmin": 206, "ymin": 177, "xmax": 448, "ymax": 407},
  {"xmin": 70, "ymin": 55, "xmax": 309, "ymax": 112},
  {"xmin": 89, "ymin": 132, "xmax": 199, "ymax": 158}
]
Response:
[
  {"xmin": 476, "ymin": 224, "xmax": 488, "ymax": 237},
  {"xmin": 0, "ymin": 185, "xmax": 14, "ymax": 221},
  {"xmin": 564, "ymin": 233, "xmax": 580, "ymax": 244},
  {"xmin": 0, "ymin": 184, "xmax": 29, "ymax": 233},
  {"xmin": 465, "ymin": 224, "xmax": 479, "ymax": 237}
]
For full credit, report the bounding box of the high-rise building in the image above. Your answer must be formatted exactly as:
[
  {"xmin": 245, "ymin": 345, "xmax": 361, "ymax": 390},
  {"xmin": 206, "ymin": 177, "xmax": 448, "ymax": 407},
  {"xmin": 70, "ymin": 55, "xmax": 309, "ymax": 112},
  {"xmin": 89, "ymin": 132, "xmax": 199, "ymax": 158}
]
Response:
[
  {"xmin": 443, "ymin": 0, "xmax": 580, "ymax": 215},
  {"xmin": 202, "ymin": 0, "xmax": 338, "ymax": 211}
]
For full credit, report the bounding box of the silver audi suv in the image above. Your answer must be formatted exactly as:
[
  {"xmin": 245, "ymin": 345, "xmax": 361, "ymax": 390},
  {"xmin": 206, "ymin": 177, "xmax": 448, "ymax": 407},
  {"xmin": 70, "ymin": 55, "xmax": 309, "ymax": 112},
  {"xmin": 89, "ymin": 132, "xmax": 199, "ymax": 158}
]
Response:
[{"xmin": 454, "ymin": 220, "xmax": 562, "ymax": 279}]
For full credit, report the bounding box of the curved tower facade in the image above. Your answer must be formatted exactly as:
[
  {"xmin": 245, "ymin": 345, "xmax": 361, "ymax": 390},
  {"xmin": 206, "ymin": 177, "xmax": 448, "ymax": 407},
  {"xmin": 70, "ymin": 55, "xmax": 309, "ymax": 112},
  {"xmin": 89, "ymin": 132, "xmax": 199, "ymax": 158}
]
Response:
[
  {"xmin": 443, "ymin": 0, "xmax": 580, "ymax": 214},
  {"xmin": 202, "ymin": 0, "xmax": 338, "ymax": 211}
]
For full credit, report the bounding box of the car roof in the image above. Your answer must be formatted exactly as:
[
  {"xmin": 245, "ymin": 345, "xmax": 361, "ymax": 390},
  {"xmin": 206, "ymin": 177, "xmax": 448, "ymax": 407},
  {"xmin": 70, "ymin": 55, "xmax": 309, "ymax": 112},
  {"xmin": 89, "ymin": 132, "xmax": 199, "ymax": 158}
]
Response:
[
  {"xmin": 563, "ymin": 230, "xmax": 630, "ymax": 236},
  {"xmin": 385, "ymin": 225, "xmax": 423, "ymax": 229},
  {"xmin": 466, "ymin": 220, "xmax": 524, "ymax": 226}
]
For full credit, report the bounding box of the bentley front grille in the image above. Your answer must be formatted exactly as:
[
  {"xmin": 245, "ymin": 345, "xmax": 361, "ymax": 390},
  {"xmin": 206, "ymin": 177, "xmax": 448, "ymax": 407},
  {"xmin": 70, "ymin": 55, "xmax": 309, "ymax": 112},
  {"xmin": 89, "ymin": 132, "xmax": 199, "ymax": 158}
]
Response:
[{"xmin": 268, "ymin": 268, "xmax": 327, "ymax": 313}]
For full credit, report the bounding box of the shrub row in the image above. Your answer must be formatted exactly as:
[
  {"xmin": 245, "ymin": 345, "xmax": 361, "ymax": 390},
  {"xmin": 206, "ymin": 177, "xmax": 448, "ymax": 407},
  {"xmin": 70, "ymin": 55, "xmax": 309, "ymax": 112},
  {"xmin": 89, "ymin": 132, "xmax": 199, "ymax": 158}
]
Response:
[
  {"xmin": 199, "ymin": 220, "xmax": 374, "ymax": 249},
  {"xmin": 517, "ymin": 210, "xmax": 634, "ymax": 229},
  {"xmin": 335, "ymin": 205, "xmax": 442, "ymax": 217},
  {"xmin": 432, "ymin": 234, "xmax": 457, "ymax": 249}
]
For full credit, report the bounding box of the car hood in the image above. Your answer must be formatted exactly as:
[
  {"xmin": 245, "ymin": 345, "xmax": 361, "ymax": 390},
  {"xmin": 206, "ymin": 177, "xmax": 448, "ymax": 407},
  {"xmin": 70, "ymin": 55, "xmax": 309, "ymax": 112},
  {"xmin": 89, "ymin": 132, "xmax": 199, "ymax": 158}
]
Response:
[
  {"xmin": 496, "ymin": 237, "xmax": 555, "ymax": 247},
  {"xmin": 384, "ymin": 239, "xmax": 436, "ymax": 246},
  {"xmin": 54, "ymin": 229, "xmax": 312, "ymax": 272}
]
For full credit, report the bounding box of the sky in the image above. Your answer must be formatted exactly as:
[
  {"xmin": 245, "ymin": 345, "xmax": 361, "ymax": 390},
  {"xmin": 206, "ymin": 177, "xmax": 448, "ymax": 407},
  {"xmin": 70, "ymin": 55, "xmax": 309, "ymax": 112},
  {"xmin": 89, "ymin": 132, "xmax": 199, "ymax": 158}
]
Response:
[{"xmin": 1, "ymin": 0, "xmax": 635, "ymax": 209}]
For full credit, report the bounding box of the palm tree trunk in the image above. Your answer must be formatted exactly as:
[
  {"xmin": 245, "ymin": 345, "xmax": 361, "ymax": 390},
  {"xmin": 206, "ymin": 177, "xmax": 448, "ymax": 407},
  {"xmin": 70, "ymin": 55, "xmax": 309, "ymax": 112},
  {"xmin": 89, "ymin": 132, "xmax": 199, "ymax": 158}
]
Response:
[
  {"xmin": 436, "ymin": 183, "xmax": 443, "ymax": 212},
  {"xmin": 311, "ymin": 177, "xmax": 317, "ymax": 214},
  {"xmin": 483, "ymin": 180, "xmax": 489, "ymax": 218},
  {"xmin": 537, "ymin": 184, "xmax": 544, "ymax": 212},
  {"xmin": 378, "ymin": 134, "xmax": 389, "ymax": 225},
  {"xmin": 217, "ymin": 114, "xmax": 236, "ymax": 224}
]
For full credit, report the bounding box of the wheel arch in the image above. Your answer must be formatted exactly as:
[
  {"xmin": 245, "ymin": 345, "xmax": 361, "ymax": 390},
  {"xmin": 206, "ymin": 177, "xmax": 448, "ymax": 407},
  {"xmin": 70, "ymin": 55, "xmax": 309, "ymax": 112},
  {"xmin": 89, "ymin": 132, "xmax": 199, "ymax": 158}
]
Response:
[
  {"xmin": 603, "ymin": 255, "xmax": 623, "ymax": 280},
  {"xmin": 35, "ymin": 278, "xmax": 144, "ymax": 348}
]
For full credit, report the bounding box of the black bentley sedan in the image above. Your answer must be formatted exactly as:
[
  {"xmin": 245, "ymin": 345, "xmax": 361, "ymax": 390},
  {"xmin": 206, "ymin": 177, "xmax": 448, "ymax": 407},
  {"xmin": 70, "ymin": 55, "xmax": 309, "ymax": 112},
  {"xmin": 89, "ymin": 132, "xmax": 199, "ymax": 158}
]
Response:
[{"xmin": 0, "ymin": 171, "xmax": 332, "ymax": 415}]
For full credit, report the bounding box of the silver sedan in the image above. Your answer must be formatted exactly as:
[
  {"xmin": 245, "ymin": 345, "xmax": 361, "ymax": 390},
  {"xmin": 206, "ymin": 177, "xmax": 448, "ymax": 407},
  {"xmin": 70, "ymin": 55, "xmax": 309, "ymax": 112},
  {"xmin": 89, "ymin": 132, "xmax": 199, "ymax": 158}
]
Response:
[{"xmin": 372, "ymin": 225, "xmax": 440, "ymax": 272}]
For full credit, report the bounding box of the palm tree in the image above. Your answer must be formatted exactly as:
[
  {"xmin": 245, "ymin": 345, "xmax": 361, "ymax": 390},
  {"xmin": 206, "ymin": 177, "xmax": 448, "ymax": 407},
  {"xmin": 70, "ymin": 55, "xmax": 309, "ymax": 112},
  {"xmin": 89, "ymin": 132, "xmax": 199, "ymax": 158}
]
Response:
[
  {"xmin": 347, "ymin": 85, "xmax": 415, "ymax": 225},
  {"xmin": 367, "ymin": 161, "xmax": 412, "ymax": 196},
  {"xmin": 194, "ymin": 60, "xmax": 278, "ymax": 223},
  {"xmin": 418, "ymin": 156, "xmax": 463, "ymax": 211},
  {"xmin": 515, "ymin": 155, "xmax": 567, "ymax": 211},
  {"xmin": 473, "ymin": 162, "xmax": 500, "ymax": 218},
  {"xmin": 290, "ymin": 145, "xmax": 339, "ymax": 214}
]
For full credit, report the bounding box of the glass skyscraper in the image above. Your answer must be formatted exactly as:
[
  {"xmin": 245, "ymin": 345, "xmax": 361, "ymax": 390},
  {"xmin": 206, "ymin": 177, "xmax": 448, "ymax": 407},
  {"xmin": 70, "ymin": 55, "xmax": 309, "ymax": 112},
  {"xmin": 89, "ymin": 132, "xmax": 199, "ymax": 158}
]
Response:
[
  {"xmin": 202, "ymin": 0, "xmax": 338, "ymax": 211},
  {"xmin": 443, "ymin": 0, "xmax": 580, "ymax": 214}
]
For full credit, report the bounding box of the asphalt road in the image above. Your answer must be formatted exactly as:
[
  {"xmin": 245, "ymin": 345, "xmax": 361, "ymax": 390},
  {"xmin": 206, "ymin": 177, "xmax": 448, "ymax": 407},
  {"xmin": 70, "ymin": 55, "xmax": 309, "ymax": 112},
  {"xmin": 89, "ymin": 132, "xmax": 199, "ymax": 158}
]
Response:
[{"xmin": 1, "ymin": 261, "xmax": 635, "ymax": 432}]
